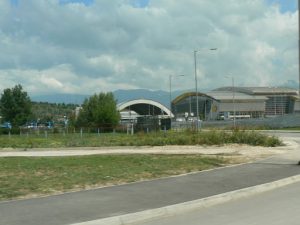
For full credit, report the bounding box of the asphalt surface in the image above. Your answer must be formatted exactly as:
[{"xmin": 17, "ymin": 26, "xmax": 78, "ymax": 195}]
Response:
[
  {"xmin": 140, "ymin": 180, "xmax": 300, "ymax": 225},
  {"xmin": 0, "ymin": 132, "xmax": 299, "ymax": 225}
]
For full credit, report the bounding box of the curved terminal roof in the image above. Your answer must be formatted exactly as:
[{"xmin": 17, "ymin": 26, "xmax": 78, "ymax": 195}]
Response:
[
  {"xmin": 118, "ymin": 99, "xmax": 173, "ymax": 117},
  {"xmin": 172, "ymin": 91, "xmax": 267, "ymax": 103},
  {"xmin": 213, "ymin": 87, "xmax": 298, "ymax": 95},
  {"xmin": 172, "ymin": 92, "xmax": 218, "ymax": 105},
  {"xmin": 207, "ymin": 91, "xmax": 267, "ymax": 101}
]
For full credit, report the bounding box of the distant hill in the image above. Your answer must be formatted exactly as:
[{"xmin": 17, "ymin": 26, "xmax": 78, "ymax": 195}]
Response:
[
  {"xmin": 30, "ymin": 89, "xmax": 188, "ymax": 107},
  {"xmin": 114, "ymin": 89, "xmax": 169, "ymax": 106},
  {"xmin": 30, "ymin": 81, "xmax": 299, "ymax": 106},
  {"xmin": 28, "ymin": 81, "xmax": 300, "ymax": 109},
  {"xmin": 281, "ymin": 80, "xmax": 299, "ymax": 90},
  {"xmin": 31, "ymin": 94, "xmax": 89, "ymax": 105}
]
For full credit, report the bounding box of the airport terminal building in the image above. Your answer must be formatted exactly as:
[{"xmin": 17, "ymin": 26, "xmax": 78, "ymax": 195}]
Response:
[
  {"xmin": 171, "ymin": 87, "xmax": 300, "ymax": 120},
  {"xmin": 117, "ymin": 86, "xmax": 299, "ymax": 126}
]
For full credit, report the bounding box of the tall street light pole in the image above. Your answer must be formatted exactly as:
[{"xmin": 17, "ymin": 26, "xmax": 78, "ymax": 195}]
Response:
[
  {"xmin": 226, "ymin": 75, "xmax": 236, "ymax": 128},
  {"xmin": 194, "ymin": 50, "xmax": 198, "ymax": 124},
  {"xmin": 298, "ymin": 0, "xmax": 300, "ymax": 97},
  {"xmin": 169, "ymin": 74, "xmax": 185, "ymax": 119},
  {"xmin": 194, "ymin": 48, "xmax": 217, "ymax": 130},
  {"xmin": 169, "ymin": 75, "xmax": 173, "ymax": 115},
  {"xmin": 231, "ymin": 76, "xmax": 236, "ymax": 128}
]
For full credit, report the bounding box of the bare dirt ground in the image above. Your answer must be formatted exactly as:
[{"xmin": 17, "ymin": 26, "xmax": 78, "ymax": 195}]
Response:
[{"xmin": 0, "ymin": 138, "xmax": 297, "ymax": 163}]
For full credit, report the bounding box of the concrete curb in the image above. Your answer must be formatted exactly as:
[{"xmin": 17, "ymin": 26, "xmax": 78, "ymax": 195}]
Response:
[{"xmin": 70, "ymin": 174, "xmax": 300, "ymax": 225}]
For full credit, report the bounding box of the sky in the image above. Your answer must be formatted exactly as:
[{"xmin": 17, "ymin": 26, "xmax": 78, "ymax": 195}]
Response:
[{"xmin": 0, "ymin": 0, "xmax": 298, "ymax": 96}]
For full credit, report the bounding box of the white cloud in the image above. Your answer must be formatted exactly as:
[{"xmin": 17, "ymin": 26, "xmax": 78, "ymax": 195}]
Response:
[
  {"xmin": 0, "ymin": 0, "xmax": 298, "ymax": 96},
  {"xmin": 40, "ymin": 76, "xmax": 64, "ymax": 89}
]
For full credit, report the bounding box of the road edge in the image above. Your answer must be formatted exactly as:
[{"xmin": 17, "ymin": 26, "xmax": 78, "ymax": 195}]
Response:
[{"xmin": 70, "ymin": 174, "xmax": 300, "ymax": 225}]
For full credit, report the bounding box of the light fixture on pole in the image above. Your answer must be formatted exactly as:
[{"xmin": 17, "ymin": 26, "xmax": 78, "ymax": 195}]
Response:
[
  {"xmin": 299, "ymin": 0, "xmax": 300, "ymax": 97},
  {"xmin": 194, "ymin": 48, "xmax": 217, "ymax": 130},
  {"xmin": 273, "ymin": 87, "xmax": 277, "ymax": 116},
  {"xmin": 226, "ymin": 75, "xmax": 236, "ymax": 128},
  {"xmin": 169, "ymin": 74, "xmax": 185, "ymax": 119}
]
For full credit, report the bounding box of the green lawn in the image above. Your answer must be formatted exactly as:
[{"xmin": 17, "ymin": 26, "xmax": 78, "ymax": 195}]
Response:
[{"xmin": 0, "ymin": 154, "xmax": 226, "ymax": 200}]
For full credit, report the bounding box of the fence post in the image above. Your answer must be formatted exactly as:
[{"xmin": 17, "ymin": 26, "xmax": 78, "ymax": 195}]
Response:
[
  {"xmin": 98, "ymin": 128, "xmax": 100, "ymax": 136},
  {"xmin": 45, "ymin": 130, "xmax": 48, "ymax": 139},
  {"xmin": 131, "ymin": 123, "xmax": 134, "ymax": 135},
  {"xmin": 8, "ymin": 130, "xmax": 11, "ymax": 138},
  {"xmin": 80, "ymin": 128, "xmax": 83, "ymax": 138}
]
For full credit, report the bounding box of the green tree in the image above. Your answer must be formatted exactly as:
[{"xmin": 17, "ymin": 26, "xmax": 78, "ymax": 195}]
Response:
[
  {"xmin": 76, "ymin": 92, "xmax": 120, "ymax": 128},
  {"xmin": 0, "ymin": 84, "xmax": 32, "ymax": 126}
]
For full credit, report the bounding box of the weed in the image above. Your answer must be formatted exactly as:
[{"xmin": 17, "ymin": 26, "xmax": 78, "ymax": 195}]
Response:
[
  {"xmin": 0, "ymin": 155, "xmax": 226, "ymax": 200},
  {"xmin": 0, "ymin": 130, "xmax": 282, "ymax": 148}
]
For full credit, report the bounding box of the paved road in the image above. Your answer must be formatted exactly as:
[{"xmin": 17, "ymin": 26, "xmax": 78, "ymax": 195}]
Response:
[
  {"xmin": 0, "ymin": 131, "xmax": 299, "ymax": 225},
  {"xmin": 262, "ymin": 131, "xmax": 300, "ymax": 164},
  {"xmin": 264, "ymin": 130, "xmax": 300, "ymax": 143},
  {"xmin": 1, "ymin": 160, "xmax": 299, "ymax": 224},
  {"xmin": 139, "ymin": 180, "xmax": 300, "ymax": 225}
]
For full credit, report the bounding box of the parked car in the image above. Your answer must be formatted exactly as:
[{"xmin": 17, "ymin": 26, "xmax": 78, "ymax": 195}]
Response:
[{"xmin": 0, "ymin": 122, "xmax": 12, "ymax": 129}]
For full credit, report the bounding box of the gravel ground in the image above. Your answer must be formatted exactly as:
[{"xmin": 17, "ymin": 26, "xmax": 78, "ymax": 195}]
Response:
[{"xmin": 0, "ymin": 138, "xmax": 297, "ymax": 162}]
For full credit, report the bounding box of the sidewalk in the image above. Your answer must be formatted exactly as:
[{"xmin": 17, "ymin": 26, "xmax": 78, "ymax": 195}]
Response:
[{"xmin": 1, "ymin": 153, "xmax": 300, "ymax": 225}]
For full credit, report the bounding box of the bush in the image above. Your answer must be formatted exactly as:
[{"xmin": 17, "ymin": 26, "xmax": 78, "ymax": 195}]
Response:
[
  {"xmin": 0, "ymin": 127, "xmax": 20, "ymax": 135},
  {"xmin": 0, "ymin": 128, "xmax": 9, "ymax": 135}
]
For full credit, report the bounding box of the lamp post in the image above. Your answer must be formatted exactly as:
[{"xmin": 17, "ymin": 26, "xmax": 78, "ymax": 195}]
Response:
[
  {"xmin": 299, "ymin": 0, "xmax": 300, "ymax": 97},
  {"xmin": 194, "ymin": 48, "xmax": 217, "ymax": 130},
  {"xmin": 226, "ymin": 75, "xmax": 236, "ymax": 128},
  {"xmin": 169, "ymin": 74, "xmax": 185, "ymax": 119},
  {"xmin": 273, "ymin": 87, "xmax": 277, "ymax": 116}
]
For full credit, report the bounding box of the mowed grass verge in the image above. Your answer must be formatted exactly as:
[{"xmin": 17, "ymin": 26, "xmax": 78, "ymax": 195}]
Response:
[
  {"xmin": 0, "ymin": 130, "xmax": 282, "ymax": 149},
  {"xmin": 0, "ymin": 154, "xmax": 226, "ymax": 201}
]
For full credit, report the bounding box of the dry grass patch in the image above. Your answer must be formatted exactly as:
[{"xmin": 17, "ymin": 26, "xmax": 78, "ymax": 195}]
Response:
[{"xmin": 0, "ymin": 154, "xmax": 229, "ymax": 201}]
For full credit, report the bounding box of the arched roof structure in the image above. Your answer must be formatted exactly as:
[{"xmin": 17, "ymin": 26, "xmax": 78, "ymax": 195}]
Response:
[
  {"xmin": 117, "ymin": 99, "xmax": 173, "ymax": 117},
  {"xmin": 172, "ymin": 92, "xmax": 218, "ymax": 104}
]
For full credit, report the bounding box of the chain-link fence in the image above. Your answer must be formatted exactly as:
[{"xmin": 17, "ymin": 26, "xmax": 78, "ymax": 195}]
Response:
[
  {"xmin": 1, "ymin": 120, "xmax": 170, "ymax": 138},
  {"xmin": 201, "ymin": 114, "xmax": 300, "ymax": 129},
  {"xmin": 1, "ymin": 114, "xmax": 299, "ymax": 138}
]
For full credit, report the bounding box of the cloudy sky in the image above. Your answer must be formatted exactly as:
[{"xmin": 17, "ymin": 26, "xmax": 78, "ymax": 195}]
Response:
[{"xmin": 0, "ymin": 0, "xmax": 298, "ymax": 96}]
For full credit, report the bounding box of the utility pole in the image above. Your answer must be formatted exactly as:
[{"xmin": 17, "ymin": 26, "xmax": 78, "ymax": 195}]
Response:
[
  {"xmin": 169, "ymin": 74, "xmax": 185, "ymax": 125},
  {"xmin": 194, "ymin": 48, "xmax": 217, "ymax": 130},
  {"xmin": 298, "ymin": 0, "xmax": 300, "ymax": 96}
]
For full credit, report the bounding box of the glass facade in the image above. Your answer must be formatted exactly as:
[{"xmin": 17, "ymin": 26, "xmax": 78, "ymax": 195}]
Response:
[
  {"xmin": 265, "ymin": 96, "xmax": 294, "ymax": 116},
  {"xmin": 172, "ymin": 95, "xmax": 213, "ymax": 120}
]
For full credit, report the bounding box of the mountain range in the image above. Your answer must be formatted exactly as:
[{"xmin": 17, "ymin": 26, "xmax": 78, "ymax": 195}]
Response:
[
  {"xmin": 30, "ymin": 89, "xmax": 188, "ymax": 107},
  {"xmin": 31, "ymin": 81, "xmax": 299, "ymax": 107}
]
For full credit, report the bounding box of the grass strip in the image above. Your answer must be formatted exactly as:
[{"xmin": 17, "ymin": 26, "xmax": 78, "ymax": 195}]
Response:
[
  {"xmin": 0, "ymin": 130, "xmax": 282, "ymax": 149},
  {"xmin": 0, "ymin": 154, "xmax": 226, "ymax": 201}
]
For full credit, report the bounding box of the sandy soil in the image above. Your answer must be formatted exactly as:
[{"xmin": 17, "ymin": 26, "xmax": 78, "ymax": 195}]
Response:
[{"xmin": 0, "ymin": 138, "xmax": 297, "ymax": 163}]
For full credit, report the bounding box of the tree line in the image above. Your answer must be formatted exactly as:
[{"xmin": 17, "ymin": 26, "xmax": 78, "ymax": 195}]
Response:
[{"xmin": 0, "ymin": 84, "xmax": 120, "ymax": 130}]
